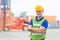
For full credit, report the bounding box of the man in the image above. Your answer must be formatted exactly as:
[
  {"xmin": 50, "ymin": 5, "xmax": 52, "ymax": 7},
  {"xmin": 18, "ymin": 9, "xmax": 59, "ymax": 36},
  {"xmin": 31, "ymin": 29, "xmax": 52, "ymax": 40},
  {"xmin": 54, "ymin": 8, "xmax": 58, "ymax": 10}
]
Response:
[{"xmin": 27, "ymin": 5, "xmax": 48, "ymax": 40}]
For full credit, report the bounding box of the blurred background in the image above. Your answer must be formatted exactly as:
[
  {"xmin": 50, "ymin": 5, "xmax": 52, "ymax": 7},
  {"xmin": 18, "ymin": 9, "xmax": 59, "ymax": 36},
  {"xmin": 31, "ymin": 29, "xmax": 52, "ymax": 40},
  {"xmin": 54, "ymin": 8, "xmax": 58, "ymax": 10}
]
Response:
[{"xmin": 0, "ymin": 0, "xmax": 60, "ymax": 40}]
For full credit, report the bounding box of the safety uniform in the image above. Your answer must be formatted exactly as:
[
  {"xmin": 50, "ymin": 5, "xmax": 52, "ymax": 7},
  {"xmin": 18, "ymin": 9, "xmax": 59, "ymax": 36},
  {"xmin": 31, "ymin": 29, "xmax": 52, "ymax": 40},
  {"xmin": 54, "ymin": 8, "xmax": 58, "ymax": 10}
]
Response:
[{"xmin": 30, "ymin": 17, "xmax": 47, "ymax": 40}]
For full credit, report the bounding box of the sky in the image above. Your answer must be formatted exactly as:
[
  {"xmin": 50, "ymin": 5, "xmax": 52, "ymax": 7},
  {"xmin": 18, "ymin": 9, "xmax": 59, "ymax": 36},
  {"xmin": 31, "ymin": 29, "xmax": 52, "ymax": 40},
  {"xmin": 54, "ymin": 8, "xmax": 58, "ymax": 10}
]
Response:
[{"xmin": 11, "ymin": 0, "xmax": 60, "ymax": 20}]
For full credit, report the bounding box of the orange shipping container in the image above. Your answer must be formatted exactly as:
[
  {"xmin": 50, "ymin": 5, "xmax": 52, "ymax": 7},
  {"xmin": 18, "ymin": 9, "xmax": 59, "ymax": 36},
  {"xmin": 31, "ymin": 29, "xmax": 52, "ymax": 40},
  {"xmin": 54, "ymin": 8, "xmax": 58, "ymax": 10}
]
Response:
[
  {"xmin": 0, "ymin": 10, "xmax": 4, "ymax": 31},
  {"xmin": 45, "ymin": 16, "xmax": 57, "ymax": 22}
]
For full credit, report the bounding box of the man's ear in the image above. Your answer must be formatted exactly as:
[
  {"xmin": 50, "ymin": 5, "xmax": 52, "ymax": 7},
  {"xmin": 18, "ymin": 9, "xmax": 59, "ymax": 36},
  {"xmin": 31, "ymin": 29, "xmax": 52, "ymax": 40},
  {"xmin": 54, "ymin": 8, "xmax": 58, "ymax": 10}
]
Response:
[{"xmin": 42, "ymin": 10, "xmax": 44, "ymax": 13}]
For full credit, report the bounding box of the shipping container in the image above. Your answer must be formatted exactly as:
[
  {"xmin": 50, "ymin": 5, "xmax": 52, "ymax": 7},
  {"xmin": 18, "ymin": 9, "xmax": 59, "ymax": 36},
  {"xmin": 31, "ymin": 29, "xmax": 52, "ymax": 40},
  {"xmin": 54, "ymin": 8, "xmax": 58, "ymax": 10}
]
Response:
[
  {"xmin": 48, "ymin": 22, "xmax": 57, "ymax": 28},
  {"xmin": 0, "ymin": 0, "xmax": 11, "ymax": 31}
]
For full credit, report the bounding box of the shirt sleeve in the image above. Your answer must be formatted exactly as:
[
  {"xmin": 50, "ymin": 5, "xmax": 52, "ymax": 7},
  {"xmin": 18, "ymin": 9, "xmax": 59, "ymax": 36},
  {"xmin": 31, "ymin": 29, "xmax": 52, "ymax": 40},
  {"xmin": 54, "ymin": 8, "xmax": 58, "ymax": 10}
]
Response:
[
  {"xmin": 41, "ymin": 20, "xmax": 48, "ymax": 29},
  {"xmin": 29, "ymin": 19, "xmax": 33, "ymax": 25}
]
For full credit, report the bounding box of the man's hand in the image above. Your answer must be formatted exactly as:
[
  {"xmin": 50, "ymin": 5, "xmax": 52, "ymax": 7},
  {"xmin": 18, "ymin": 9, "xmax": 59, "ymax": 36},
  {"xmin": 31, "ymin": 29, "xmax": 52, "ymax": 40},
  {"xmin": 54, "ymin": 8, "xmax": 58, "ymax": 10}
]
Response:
[
  {"xmin": 37, "ymin": 26, "xmax": 45, "ymax": 34},
  {"xmin": 27, "ymin": 25, "xmax": 32, "ymax": 31}
]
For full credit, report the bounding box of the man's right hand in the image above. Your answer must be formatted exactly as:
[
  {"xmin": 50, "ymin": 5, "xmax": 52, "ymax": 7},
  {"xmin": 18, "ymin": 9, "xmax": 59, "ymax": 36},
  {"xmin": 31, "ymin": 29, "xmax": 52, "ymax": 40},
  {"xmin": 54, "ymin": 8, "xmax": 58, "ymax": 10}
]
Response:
[{"xmin": 27, "ymin": 25, "xmax": 32, "ymax": 31}]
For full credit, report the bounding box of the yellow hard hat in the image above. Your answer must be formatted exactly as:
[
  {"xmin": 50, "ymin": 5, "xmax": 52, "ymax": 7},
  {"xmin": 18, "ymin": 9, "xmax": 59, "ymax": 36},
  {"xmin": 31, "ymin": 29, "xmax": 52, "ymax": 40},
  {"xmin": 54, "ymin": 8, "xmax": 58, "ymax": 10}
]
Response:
[{"xmin": 35, "ymin": 5, "xmax": 44, "ymax": 11}]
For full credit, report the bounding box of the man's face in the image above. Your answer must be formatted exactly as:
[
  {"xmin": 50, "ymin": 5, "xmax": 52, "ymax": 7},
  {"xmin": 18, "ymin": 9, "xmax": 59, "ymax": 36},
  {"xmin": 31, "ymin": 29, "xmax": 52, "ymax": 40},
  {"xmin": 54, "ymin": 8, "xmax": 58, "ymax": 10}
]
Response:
[{"xmin": 36, "ymin": 10, "xmax": 43, "ymax": 17}]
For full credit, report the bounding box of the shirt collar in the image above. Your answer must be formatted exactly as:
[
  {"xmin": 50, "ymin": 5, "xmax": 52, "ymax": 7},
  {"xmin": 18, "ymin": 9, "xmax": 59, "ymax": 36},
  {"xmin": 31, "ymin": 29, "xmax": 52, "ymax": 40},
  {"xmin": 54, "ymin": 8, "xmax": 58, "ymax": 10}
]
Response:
[{"xmin": 36, "ymin": 16, "xmax": 44, "ymax": 21}]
